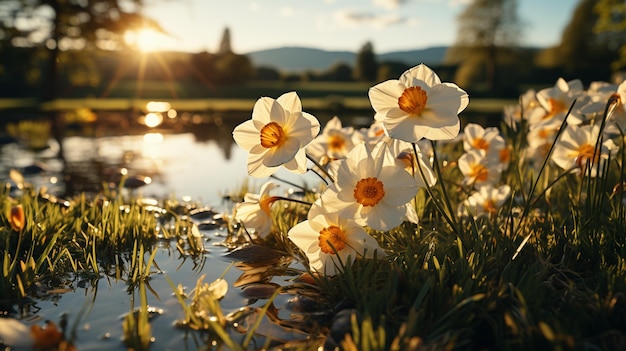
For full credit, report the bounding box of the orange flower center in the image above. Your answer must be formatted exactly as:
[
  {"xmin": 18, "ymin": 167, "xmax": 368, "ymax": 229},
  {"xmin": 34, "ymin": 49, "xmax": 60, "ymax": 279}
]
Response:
[
  {"xmin": 574, "ymin": 143, "xmax": 599, "ymax": 169},
  {"xmin": 543, "ymin": 98, "xmax": 567, "ymax": 120},
  {"xmin": 259, "ymin": 196, "xmax": 278, "ymax": 215},
  {"xmin": 499, "ymin": 147, "xmax": 511, "ymax": 164},
  {"xmin": 353, "ymin": 177, "xmax": 385, "ymax": 207},
  {"xmin": 577, "ymin": 143, "xmax": 595, "ymax": 159},
  {"xmin": 470, "ymin": 164, "xmax": 489, "ymax": 182},
  {"xmin": 318, "ymin": 225, "xmax": 347, "ymax": 254},
  {"xmin": 260, "ymin": 122, "xmax": 287, "ymax": 148},
  {"xmin": 538, "ymin": 129, "xmax": 551, "ymax": 139},
  {"xmin": 397, "ymin": 151, "xmax": 415, "ymax": 170},
  {"xmin": 398, "ymin": 86, "xmax": 428, "ymax": 115},
  {"xmin": 471, "ymin": 137, "xmax": 489, "ymax": 150},
  {"xmin": 328, "ymin": 134, "xmax": 345, "ymax": 152},
  {"xmin": 483, "ymin": 199, "xmax": 497, "ymax": 214}
]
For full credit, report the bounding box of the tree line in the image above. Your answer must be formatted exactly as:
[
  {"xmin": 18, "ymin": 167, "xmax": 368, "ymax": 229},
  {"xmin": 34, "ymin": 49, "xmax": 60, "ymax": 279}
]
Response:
[{"xmin": 0, "ymin": 0, "xmax": 624, "ymax": 100}]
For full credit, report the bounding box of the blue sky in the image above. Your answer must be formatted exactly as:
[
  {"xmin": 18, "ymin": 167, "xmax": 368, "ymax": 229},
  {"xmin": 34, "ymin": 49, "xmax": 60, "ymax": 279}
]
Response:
[{"xmin": 141, "ymin": 0, "xmax": 579, "ymax": 54}]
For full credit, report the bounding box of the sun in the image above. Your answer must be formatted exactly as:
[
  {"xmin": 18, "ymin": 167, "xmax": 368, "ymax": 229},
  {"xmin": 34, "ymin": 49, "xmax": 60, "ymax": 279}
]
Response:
[{"xmin": 124, "ymin": 28, "xmax": 165, "ymax": 52}]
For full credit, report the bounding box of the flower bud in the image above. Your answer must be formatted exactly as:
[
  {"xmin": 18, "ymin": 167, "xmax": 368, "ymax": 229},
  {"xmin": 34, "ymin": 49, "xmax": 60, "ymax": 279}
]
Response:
[{"xmin": 10, "ymin": 204, "xmax": 25, "ymax": 232}]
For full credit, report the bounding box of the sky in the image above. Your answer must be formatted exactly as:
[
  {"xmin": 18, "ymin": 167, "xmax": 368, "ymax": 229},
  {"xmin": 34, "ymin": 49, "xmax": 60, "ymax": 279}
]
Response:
[{"xmin": 139, "ymin": 0, "xmax": 580, "ymax": 54}]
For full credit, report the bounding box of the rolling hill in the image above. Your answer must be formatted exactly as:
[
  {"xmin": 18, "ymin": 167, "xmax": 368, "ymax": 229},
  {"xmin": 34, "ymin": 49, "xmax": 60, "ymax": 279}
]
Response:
[{"xmin": 244, "ymin": 46, "xmax": 448, "ymax": 72}]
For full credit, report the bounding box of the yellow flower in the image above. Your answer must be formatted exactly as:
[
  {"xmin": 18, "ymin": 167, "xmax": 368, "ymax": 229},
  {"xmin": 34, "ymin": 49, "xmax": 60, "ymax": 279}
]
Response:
[
  {"xmin": 532, "ymin": 78, "xmax": 585, "ymax": 125},
  {"xmin": 306, "ymin": 116, "xmax": 362, "ymax": 163},
  {"xmin": 232, "ymin": 92, "xmax": 320, "ymax": 178},
  {"xmin": 368, "ymin": 64, "xmax": 468, "ymax": 142},
  {"xmin": 458, "ymin": 185, "xmax": 512, "ymax": 219},
  {"xmin": 552, "ymin": 125, "xmax": 618, "ymax": 176},
  {"xmin": 457, "ymin": 150, "xmax": 502, "ymax": 188},
  {"xmin": 234, "ymin": 182, "xmax": 281, "ymax": 238},
  {"xmin": 389, "ymin": 139, "xmax": 436, "ymax": 188},
  {"xmin": 288, "ymin": 200, "xmax": 385, "ymax": 276},
  {"xmin": 462, "ymin": 123, "xmax": 509, "ymax": 170},
  {"xmin": 320, "ymin": 142, "xmax": 418, "ymax": 231}
]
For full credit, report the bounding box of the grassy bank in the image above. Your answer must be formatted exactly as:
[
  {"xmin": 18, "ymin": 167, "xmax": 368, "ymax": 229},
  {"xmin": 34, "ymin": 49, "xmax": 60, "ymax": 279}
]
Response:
[{"xmin": 0, "ymin": 96, "xmax": 516, "ymax": 114}]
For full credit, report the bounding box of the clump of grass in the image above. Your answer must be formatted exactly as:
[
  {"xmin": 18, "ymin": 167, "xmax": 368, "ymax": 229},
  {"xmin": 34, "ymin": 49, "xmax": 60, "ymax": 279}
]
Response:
[
  {"xmin": 0, "ymin": 177, "xmax": 199, "ymax": 302},
  {"xmin": 122, "ymin": 277, "xmax": 153, "ymax": 351},
  {"xmin": 169, "ymin": 272, "xmax": 244, "ymax": 350}
]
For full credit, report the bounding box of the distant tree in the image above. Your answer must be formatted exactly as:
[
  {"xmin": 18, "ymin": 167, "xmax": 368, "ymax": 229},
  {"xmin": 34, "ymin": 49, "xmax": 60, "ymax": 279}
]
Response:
[
  {"xmin": 326, "ymin": 62, "xmax": 353, "ymax": 81},
  {"xmin": 353, "ymin": 41, "xmax": 378, "ymax": 81},
  {"xmin": 447, "ymin": 0, "xmax": 521, "ymax": 91},
  {"xmin": 218, "ymin": 27, "xmax": 232, "ymax": 55},
  {"xmin": 0, "ymin": 0, "xmax": 162, "ymax": 101},
  {"xmin": 282, "ymin": 73, "xmax": 302, "ymax": 82},
  {"xmin": 0, "ymin": 0, "xmax": 162, "ymax": 196},
  {"xmin": 188, "ymin": 51, "xmax": 221, "ymax": 93},
  {"xmin": 376, "ymin": 61, "xmax": 411, "ymax": 82},
  {"xmin": 213, "ymin": 52, "xmax": 253, "ymax": 84},
  {"xmin": 253, "ymin": 66, "xmax": 281, "ymax": 81},
  {"xmin": 593, "ymin": 0, "xmax": 626, "ymax": 72},
  {"xmin": 535, "ymin": 0, "xmax": 616, "ymax": 82}
]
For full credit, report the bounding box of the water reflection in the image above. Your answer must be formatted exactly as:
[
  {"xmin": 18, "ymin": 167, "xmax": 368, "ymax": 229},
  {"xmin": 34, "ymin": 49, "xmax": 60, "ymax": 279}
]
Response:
[
  {"xmin": 1, "ymin": 109, "xmax": 358, "ymax": 204},
  {"xmin": 1, "ymin": 113, "xmax": 249, "ymax": 205}
]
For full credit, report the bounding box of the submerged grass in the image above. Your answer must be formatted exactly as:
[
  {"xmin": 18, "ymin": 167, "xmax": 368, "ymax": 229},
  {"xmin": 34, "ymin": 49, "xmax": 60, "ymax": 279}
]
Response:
[{"xmin": 0, "ymin": 178, "xmax": 200, "ymax": 302}]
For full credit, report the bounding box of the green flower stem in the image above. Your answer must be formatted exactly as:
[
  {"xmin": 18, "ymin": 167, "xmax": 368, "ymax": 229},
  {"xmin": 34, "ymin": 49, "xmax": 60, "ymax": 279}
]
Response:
[
  {"xmin": 511, "ymin": 100, "xmax": 576, "ymax": 261},
  {"xmin": 269, "ymin": 174, "xmax": 314, "ymax": 192},
  {"xmin": 274, "ymin": 196, "xmax": 313, "ymax": 207},
  {"xmin": 306, "ymin": 154, "xmax": 336, "ymax": 184},
  {"xmin": 412, "ymin": 142, "xmax": 460, "ymax": 237}
]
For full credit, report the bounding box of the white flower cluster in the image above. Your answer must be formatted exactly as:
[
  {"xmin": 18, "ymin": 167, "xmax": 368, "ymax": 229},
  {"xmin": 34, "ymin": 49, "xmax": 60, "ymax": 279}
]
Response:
[{"xmin": 232, "ymin": 64, "xmax": 468, "ymax": 275}]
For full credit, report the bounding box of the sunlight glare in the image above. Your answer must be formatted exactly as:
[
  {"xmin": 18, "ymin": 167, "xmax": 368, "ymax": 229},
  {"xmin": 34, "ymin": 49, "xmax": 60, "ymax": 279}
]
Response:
[
  {"xmin": 146, "ymin": 101, "xmax": 171, "ymax": 112},
  {"xmin": 125, "ymin": 28, "xmax": 166, "ymax": 52}
]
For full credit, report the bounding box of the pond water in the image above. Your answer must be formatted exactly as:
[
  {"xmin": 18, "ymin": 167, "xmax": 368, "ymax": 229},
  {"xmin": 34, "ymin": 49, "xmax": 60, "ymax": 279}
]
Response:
[{"xmin": 0, "ymin": 113, "xmax": 345, "ymax": 350}]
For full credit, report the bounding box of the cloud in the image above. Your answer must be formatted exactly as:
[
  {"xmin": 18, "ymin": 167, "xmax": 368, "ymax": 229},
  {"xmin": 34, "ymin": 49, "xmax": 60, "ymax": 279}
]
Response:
[
  {"xmin": 374, "ymin": 0, "xmax": 451, "ymax": 9},
  {"xmin": 448, "ymin": 0, "xmax": 472, "ymax": 6},
  {"xmin": 334, "ymin": 9, "xmax": 408, "ymax": 28},
  {"xmin": 373, "ymin": 0, "xmax": 410, "ymax": 10}
]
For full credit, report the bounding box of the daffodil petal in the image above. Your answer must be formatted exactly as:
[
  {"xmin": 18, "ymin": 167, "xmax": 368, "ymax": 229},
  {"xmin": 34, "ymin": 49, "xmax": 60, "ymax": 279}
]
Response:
[
  {"xmin": 262, "ymin": 138, "xmax": 301, "ymax": 167},
  {"xmin": 247, "ymin": 147, "xmax": 278, "ymax": 177},
  {"xmin": 368, "ymin": 80, "xmax": 404, "ymax": 113},
  {"xmin": 233, "ymin": 120, "xmax": 261, "ymax": 151},
  {"xmin": 400, "ymin": 64, "xmax": 441, "ymax": 87},
  {"xmin": 276, "ymin": 91, "xmax": 302, "ymax": 114},
  {"xmin": 362, "ymin": 203, "xmax": 406, "ymax": 231},
  {"xmin": 251, "ymin": 97, "xmax": 276, "ymax": 124}
]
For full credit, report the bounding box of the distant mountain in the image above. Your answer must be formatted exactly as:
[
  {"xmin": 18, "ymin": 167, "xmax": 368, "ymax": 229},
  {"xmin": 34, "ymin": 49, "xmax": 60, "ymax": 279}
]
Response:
[
  {"xmin": 245, "ymin": 46, "xmax": 448, "ymax": 72},
  {"xmin": 377, "ymin": 46, "xmax": 448, "ymax": 66},
  {"xmin": 245, "ymin": 47, "xmax": 355, "ymax": 72}
]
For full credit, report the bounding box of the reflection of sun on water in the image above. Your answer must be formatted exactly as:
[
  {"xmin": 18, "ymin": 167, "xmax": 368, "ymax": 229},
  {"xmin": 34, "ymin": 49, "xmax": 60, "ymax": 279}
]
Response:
[
  {"xmin": 143, "ymin": 112, "xmax": 163, "ymax": 127},
  {"xmin": 144, "ymin": 133, "xmax": 164, "ymax": 144},
  {"xmin": 143, "ymin": 133, "xmax": 164, "ymax": 160},
  {"xmin": 141, "ymin": 101, "xmax": 177, "ymax": 127}
]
